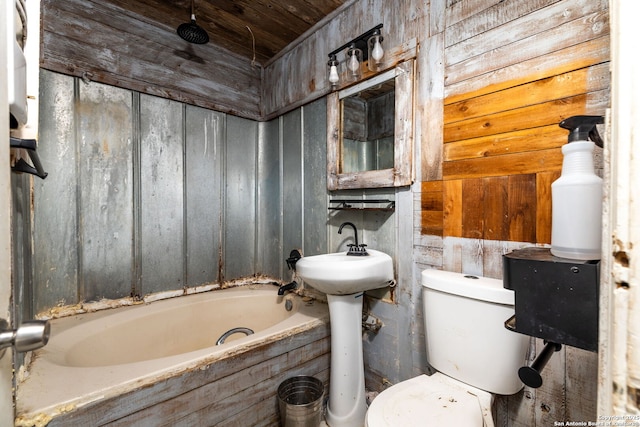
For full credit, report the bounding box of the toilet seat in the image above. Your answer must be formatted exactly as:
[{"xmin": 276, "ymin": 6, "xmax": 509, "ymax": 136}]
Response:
[{"xmin": 365, "ymin": 373, "xmax": 494, "ymax": 427}]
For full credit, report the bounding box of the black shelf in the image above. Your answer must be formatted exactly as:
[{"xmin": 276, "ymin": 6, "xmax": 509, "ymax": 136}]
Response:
[{"xmin": 329, "ymin": 199, "xmax": 395, "ymax": 211}]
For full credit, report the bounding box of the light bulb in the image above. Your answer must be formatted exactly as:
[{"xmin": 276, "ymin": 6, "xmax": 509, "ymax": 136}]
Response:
[
  {"xmin": 348, "ymin": 51, "xmax": 360, "ymax": 73},
  {"xmin": 329, "ymin": 65, "xmax": 339, "ymax": 84},
  {"xmin": 371, "ymin": 37, "xmax": 384, "ymax": 62}
]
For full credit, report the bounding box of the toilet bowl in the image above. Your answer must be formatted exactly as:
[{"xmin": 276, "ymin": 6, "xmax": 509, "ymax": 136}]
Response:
[
  {"xmin": 365, "ymin": 373, "xmax": 493, "ymax": 427},
  {"xmin": 365, "ymin": 269, "xmax": 529, "ymax": 426}
]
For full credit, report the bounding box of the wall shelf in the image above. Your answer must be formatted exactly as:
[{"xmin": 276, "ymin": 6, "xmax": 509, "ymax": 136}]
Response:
[{"xmin": 329, "ymin": 199, "xmax": 395, "ymax": 211}]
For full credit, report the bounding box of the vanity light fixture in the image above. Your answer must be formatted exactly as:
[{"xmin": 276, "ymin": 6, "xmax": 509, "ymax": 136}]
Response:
[{"xmin": 327, "ymin": 24, "xmax": 384, "ymax": 88}]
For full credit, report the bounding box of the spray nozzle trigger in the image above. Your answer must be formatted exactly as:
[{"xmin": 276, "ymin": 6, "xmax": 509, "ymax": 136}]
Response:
[{"xmin": 559, "ymin": 115, "xmax": 604, "ymax": 147}]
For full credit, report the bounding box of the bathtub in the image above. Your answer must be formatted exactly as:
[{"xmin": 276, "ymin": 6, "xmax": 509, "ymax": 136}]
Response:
[{"xmin": 15, "ymin": 284, "xmax": 330, "ymax": 427}]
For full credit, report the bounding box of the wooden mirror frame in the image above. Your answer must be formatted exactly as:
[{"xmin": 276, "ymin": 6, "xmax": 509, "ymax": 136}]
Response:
[{"xmin": 327, "ymin": 59, "xmax": 414, "ymax": 190}]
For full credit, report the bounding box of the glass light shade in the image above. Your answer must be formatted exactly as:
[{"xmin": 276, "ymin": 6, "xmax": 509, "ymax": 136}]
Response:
[
  {"xmin": 367, "ymin": 33, "xmax": 384, "ymax": 71},
  {"xmin": 346, "ymin": 46, "xmax": 362, "ymax": 81}
]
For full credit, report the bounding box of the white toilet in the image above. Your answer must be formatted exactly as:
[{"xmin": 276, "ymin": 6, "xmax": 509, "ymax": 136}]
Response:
[{"xmin": 365, "ymin": 269, "xmax": 530, "ymax": 427}]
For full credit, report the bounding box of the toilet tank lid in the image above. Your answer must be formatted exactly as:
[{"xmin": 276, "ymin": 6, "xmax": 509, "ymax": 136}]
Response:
[{"xmin": 421, "ymin": 269, "xmax": 514, "ymax": 305}]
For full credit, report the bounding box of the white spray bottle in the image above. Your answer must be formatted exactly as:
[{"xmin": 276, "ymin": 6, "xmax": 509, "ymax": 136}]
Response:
[{"xmin": 550, "ymin": 115, "xmax": 604, "ymax": 260}]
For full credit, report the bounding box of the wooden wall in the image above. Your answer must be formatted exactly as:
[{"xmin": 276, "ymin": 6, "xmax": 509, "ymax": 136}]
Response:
[
  {"xmin": 415, "ymin": 0, "xmax": 609, "ymax": 425},
  {"xmin": 40, "ymin": 0, "xmax": 262, "ymax": 120},
  {"xmin": 421, "ymin": 0, "xmax": 610, "ymax": 244}
]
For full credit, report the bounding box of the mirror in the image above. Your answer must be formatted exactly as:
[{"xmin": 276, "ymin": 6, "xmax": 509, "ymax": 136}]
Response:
[
  {"xmin": 341, "ymin": 79, "xmax": 395, "ymax": 173},
  {"xmin": 327, "ymin": 59, "xmax": 414, "ymax": 190}
]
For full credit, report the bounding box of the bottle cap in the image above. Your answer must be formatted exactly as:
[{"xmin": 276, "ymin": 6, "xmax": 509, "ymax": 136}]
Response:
[{"xmin": 559, "ymin": 115, "xmax": 604, "ymax": 147}]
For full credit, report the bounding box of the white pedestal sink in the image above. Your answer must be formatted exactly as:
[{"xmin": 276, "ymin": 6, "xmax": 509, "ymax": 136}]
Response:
[{"xmin": 296, "ymin": 249, "xmax": 394, "ymax": 427}]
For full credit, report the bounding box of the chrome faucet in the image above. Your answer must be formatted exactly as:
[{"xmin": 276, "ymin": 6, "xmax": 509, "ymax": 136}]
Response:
[{"xmin": 338, "ymin": 222, "xmax": 369, "ymax": 256}]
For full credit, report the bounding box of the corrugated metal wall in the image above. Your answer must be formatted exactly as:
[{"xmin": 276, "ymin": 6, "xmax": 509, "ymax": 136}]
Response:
[{"xmin": 28, "ymin": 70, "xmax": 329, "ymax": 315}]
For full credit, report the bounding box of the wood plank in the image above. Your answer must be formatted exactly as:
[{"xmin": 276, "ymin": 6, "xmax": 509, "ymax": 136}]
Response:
[
  {"xmin": 445, "ymin": 36, "xmax": 610, "ymax": 104},
  {"xmin": 483, "ymin": 176, "xmax": 509, "ymax": 241},
  {"xmin": 446, "ymin": 0, "xmax": 606, "ymax": 65},
  {"xmin": 419, "ymin": 181, "xmax": 444, "ymax": 236},
  {"xmin": 507, "ymin": 174, "xmax": 537, "ymax": 242},
  {"xmin": 43, "ymin": 53, "xmax": 262, "ymax": 121},
  {"xmin": 443, "ymin": 148, "xmax": 563, "ymax": 180},
  {"xmin": 444, "ymin": 125, "xmax": 567, "ymax": 162},
  {"xmin": 445, "ymin": 9, "xmax": 609, "ymax": 87},
  {"xmin": 40, "ymin": 34, "xmax": 258, "ymax": 104},
  {"xmin": 421, "ymin": 180, "xmax": 443, "ymax": 193},
  {"xmin": 444, "ymin": 63, "xmax": 610, "ymax": 124},
  {"xmin": 413, "ymin": 244, "xmax": 444, "ymax": 268},
  {"xmin": 461, "ymin": 178, "xmax": 484, "ymax": 239},
  {"xmin": 443, "ymin": 179, "xmax": 463, "ymax": 237},
  {"xmin": 429, "ymin": 0, "xmax": 446, "ymax": 36},
  {"xmin": 565, "ymin": 347, "xmax": 598, "ymax": 422},
  {"xmin": 326, "ymin": 91, "xmax": 340, "ymax": 190},
  {"xmin": 393, "ymin": 59, "xmax": 415, "ymax": 186},
  {"xmin": 442, "ymin": 236, "xmax": 464, "ymax": 274},
  {"xmin": 443, "ymin": 90, "xmax": 609, "ymax": 143},
  {"xmin": 421, "ymin": 211, "xmax": 444, "ymax": 236},
  {"xmin": 418, "ymin": 33, "xmax": 445, "ymax": 181},
  {"xmin": 445, "ymin": 0, "xmax": 498, "ymax": 27},
  {"xmin": 445, "ymin": 0, "xmax": 560, "ymax": 47},
  {"xmin": 443, "ymin": 237, "xmax": 485, "ymax": 276},
  {"xmin": 420, "ymin": 184, "xmax": 443, "ymax": 211},
  {"xmin": 533, "ymin": 339, "xmax": 566, "ymax": 426}
]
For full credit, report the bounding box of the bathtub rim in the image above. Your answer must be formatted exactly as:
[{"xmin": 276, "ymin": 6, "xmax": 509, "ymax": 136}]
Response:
[
  {"xmin": 15, "ymin": 284, "xmax": 329, "ymax": 422},
  {"xmin": 47, "ymin": 286, "xmax": 312, "ymax": 367}
]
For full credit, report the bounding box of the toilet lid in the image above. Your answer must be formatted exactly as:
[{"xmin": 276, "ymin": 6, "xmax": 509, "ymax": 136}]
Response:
[{"xmin": 366, "ymin": 374, "xmax": 485, "ymax": 427}]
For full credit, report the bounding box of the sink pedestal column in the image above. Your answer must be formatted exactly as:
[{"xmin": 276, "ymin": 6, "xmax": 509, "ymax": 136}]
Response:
[{"xmin": 325, "ymin": 292, "xmax": 367, "ymax": 427}]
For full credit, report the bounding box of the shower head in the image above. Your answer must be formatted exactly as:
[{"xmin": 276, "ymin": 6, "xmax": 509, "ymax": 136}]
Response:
[{"xmin": 177, "ymin": 0, "xmax": 209, "ymax": 44}]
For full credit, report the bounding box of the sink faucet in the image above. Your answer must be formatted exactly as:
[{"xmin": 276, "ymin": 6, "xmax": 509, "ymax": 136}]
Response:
[{"xmin": 338, "ymin": 222, "xmax": 369, "ymax": 256}]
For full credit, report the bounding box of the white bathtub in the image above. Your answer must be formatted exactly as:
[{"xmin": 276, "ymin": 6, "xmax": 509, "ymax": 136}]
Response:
[{"xmin": 16, "ymin": 284, "xmax": 330, "ymax": 427}]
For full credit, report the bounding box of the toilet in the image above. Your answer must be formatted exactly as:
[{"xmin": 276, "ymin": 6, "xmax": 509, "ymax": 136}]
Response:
[{"xmin": 365, "ymin": 269, "xmax": 529, "ymax": 427}]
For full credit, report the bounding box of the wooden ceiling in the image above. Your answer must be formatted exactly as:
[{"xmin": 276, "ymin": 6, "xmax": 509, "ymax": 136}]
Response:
[{"xmin": 108, "ymin": 0, "xmax": 352, "ymax": 65}]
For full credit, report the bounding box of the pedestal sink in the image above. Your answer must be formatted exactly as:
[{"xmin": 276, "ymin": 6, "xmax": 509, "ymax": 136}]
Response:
[{"xmin": 296, "ymin": 249, "xmax": 394, "ymax": 427}]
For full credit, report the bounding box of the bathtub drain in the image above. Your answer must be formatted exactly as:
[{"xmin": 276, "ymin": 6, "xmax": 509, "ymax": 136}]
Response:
[{"xmin": 215, "ymin": 327, "xmax": 255, "ymax": 345}]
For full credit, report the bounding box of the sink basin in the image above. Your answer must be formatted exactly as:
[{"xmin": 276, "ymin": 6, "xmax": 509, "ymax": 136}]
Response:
[{"xmin": 295, "ymin": 249, "xmax": 394, "ymax": 295}]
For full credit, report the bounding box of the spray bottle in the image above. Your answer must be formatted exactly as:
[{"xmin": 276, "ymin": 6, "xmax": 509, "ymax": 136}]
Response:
[{"xmin": 550, "ymin": 115, "xmax": 604, "ymax": 260}]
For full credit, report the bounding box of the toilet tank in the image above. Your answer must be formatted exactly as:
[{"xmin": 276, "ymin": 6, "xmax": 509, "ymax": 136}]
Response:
[{"xmin": 422, "ymin": 269, "xmax": 529, "ymax": 395}]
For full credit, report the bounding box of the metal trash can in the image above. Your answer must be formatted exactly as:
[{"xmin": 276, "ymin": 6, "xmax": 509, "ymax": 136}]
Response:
[{"xmin": 277, "ymin": 376, "xmax": 324, "ymax": 427}]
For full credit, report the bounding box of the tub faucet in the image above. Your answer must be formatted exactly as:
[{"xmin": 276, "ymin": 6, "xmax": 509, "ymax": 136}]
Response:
[
  {"xmin": 338, "ymin": 222, "xmax": 368, "ymax": 256},
  {"xmin": 278, "ymin": 281, "xmax": 298, "ymax": 296},
  {"xmin": 0, "ymin": 319, "xmax": 50, "ymax": 358}
]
